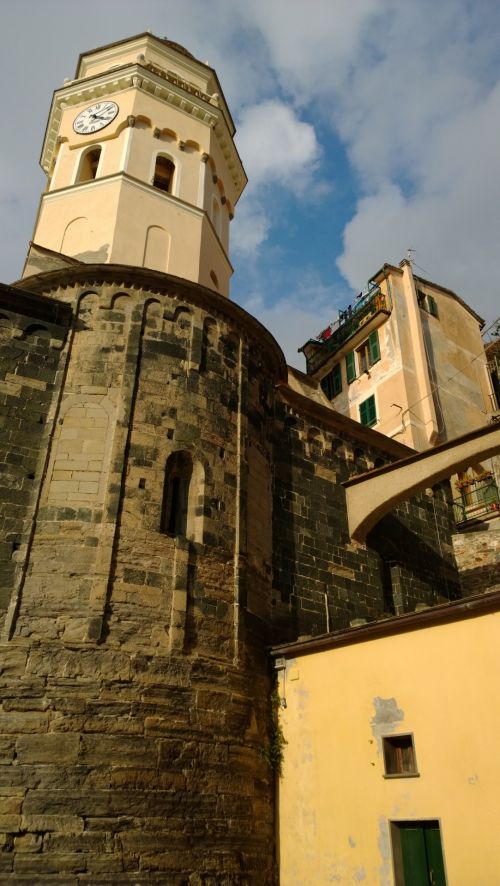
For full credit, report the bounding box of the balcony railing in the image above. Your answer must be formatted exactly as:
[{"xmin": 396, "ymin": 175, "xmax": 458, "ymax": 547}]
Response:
[
  {"xmin": 452, "ymin": 477, "xmax": 500, "ymax": 525},
  {"xmin": 302, "ymin": 286, "xmax": 390, "ymax": 374}
]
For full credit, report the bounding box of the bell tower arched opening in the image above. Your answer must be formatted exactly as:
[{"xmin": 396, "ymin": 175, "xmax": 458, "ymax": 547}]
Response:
[
  {"xmin": 153, "ymin": 155, "xmax": 175, "ymax": 193},
  {"xmin": 77, "ymin": 146, "xmax": 102, "ymax": 183}
]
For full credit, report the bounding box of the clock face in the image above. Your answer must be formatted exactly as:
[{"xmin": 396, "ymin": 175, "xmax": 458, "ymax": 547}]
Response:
[{"xmin": 73, "ymin": 101, "xmax": 119, "ymax": 135}]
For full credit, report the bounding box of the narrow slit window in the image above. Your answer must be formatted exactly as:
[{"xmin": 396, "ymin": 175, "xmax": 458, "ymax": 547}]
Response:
[{"xmin": 160, "ymin": 451, "xmax": 204, "ymax": 543}]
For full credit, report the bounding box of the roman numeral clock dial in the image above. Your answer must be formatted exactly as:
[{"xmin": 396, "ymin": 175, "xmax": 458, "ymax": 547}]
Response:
[{"xmin": 73, "ymin": 101, "xmax": 119, "ymax": 134}]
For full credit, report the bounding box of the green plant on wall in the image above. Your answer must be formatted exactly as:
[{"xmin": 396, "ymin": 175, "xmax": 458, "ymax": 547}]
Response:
[{"xmin": 260, "ymin": 688, "xmax": 287, "ymax": 775}]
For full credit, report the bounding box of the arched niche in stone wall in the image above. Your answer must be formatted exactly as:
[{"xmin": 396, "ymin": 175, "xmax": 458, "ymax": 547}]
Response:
[
  {"xmin": 160, "ymin": 450, "xmax": 204, "ymax": 543},
  {"xmin": 44, "ymin": 395, "xmax": 115, "ymax": 509}
]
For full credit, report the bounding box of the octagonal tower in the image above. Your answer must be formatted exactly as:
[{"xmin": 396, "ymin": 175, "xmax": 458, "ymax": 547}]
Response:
[{"xmin": 27, "ymin": 33, "xmax": 246, "ymax": 297}]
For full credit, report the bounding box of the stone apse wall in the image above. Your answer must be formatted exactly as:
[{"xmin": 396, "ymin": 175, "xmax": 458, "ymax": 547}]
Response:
[{"xmin": 0, "ymin": 266, "xmax": 461, "ymax": 883}]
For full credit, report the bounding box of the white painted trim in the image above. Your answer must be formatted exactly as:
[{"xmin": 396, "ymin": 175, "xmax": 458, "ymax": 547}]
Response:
[
  {"xmin": 197, "ymin": 159, "xmax": 207, "ymax": 209},
  {"xmin": 49, "ymin": 142, "xmax": 65, "ymax": 192},
  {"xmin": 71, "ymin": 143, "xmax": 104, "ymax": 185},
  {"xmin": 119, "ymin": 125, "xmax": 133, "ymax": 172}
]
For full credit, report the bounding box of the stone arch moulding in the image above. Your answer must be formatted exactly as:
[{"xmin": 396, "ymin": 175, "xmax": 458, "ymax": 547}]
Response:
[
  {"xmin": 108, "ymin": 291, "xmax": 132, "ymax": 311},
  {"xmin": 143, "ymin": 298, "xmax": 163, "ymax": 335}
]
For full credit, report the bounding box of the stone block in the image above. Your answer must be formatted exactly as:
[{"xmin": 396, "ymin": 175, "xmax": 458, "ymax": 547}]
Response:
[
  {"xmin": 0, "ymin": 813, "xmax": 21, "ymax": 830},
  {"xmin": 79, "ymin": 734, "xmax": 156, "ymax": 767},
  {"xmin": 14, "ymin": 852, "xmax": 86, "ymax": 874},
  {"xmin": 21, "ymin": 813, "xmax": 84, "ymax": 834},
  {"xmin": 15, "ymin": 733, "xmax": 80, "ymax": 764},
  {"xmin": 0, "ymin": 712, "xmax": 49, "ymax": 734},
  {"xmin": 0, "ymin": 793, "xmax": 23, "ymax": 815},
  {"xmin": 14, "ymin": 833, "xmax": 43, "ymax": 853}
]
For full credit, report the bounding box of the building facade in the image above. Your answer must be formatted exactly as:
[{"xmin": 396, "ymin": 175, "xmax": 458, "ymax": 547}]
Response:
[
  {"xmin": 273, "ymin": 592, "xmax": 500, "ymax": 886},
  {"xmin": 0, "ymin": 34, "xmax": 478, "ymax": 883},
  {"xmin": 301, "ymin": 260, "xmax": 496, "ymax": 451}
]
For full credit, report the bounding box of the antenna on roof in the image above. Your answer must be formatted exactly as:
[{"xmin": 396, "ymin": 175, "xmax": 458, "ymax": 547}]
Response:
[{"xmin": 407, "ymin": 248, "xmax": 416, "ymax": 263}]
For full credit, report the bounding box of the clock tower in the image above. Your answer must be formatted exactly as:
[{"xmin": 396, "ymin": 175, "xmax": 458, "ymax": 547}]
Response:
[{"xmin": 27, "ymin": 33, "xmax": 246, "ymax": 296}]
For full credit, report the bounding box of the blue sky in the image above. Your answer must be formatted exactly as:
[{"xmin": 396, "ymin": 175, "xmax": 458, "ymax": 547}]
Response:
[{"xmin": 2, "ymin": 0, "xmax": 500, "ymax": 365}]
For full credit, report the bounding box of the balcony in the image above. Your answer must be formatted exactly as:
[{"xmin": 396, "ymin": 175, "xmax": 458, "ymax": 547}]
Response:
[
  {"xmin": 300, "ymin": 285, "xmax": 391, "ymax": 375},
  {"xmin": 453, "ymin": 475, "xmax": 500, "ymax": 526}
]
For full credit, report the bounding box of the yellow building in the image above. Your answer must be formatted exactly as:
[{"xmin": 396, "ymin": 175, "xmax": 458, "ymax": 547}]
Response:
[
  {"xmin": 301, "ymin": 260, "xmax": 496, "ymax": 451},
  {"xmin": 273, "ymin": 591, "xmax": 500, "ymax": 885}
]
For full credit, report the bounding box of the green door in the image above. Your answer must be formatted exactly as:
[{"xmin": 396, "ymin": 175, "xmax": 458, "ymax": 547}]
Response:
[
  {"xmin": 398, "ymin": 822, "xmax": 446, "ymax": 886},
  {"xmin": 424, "ymin": 826, "xmax": 446, "ymax": 886}
]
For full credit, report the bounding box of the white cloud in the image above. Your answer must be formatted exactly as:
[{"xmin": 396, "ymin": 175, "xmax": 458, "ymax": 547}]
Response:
[
  {"xmin": 235, "ymin": 100, "xmax": 320, "ymax": 191},
  {"xmin": 231, "ymin": 99, "xmax": 323, "ymax": 258},
  {"xmin": 2, "ymin": 0, "xmax": 500, "ymax": 333},
  {"xmin": 231, "ymin": 199, "xmax": 271, "ymax": 257},
  {"xmin": 239, "ymin": 0, "xmax": 500, "ymax": 324}
]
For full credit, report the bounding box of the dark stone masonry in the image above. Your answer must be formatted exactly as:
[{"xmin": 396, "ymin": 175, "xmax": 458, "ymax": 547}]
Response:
[{"xmin": 0, "ymin": 267, "xmax": 461, "ymax": 882}]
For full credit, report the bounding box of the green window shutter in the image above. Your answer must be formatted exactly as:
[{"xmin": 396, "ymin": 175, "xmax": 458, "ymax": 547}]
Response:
[
  {"xmin": 346, "ymin": 351, "xmax": 356, "ymax": 384},
  {"xmin": 321, "ymin": 365, "xmax": 342, "ymax": 400},
  {"xmin": 332, "ymin": 363, "xmax": 342, "ymax": 395},
  {"xmin": 320, "ymin": 375, "xmax": 331, "ymax": 398},
  {"xmin": 427, "ymin": 294, "xmax": 438, "ymax": 317},
  {"xmin": 368, "ymin": 329, "xmax": 380, "ymax": 364},
  {"xmin": 360, "ymin": 395, "xmax": 376, "ymax": 427}
]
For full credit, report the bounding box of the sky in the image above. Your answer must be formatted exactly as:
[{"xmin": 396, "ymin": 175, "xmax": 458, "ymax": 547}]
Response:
[{"xmin": 2, "ymin": 0, "xmax": 500, "ymax": 367}]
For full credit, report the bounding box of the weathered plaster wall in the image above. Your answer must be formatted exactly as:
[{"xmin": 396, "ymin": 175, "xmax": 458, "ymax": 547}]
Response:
[{"xmin": 277, "ymin": 607, "xmax": 500, "ymax": 885}]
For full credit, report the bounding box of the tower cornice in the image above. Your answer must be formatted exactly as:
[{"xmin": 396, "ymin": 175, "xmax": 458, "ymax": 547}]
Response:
[{"xmin": 40, "ymin": 64, "xmax": 247, "ymax": 197}]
